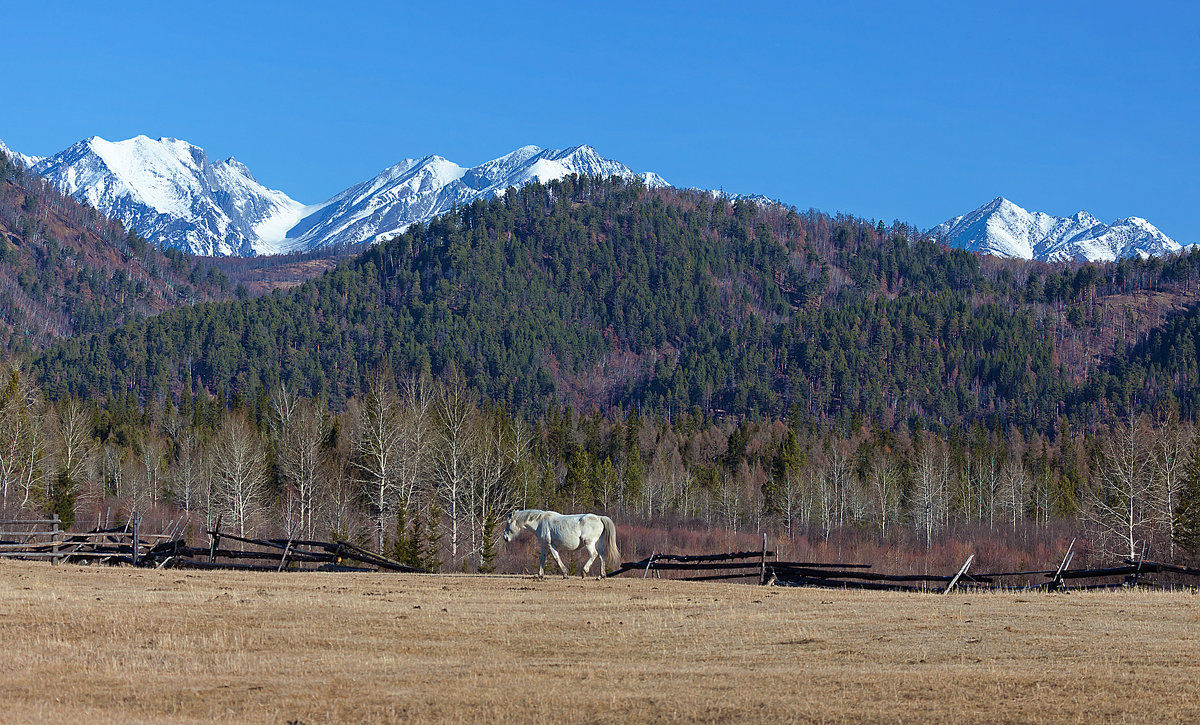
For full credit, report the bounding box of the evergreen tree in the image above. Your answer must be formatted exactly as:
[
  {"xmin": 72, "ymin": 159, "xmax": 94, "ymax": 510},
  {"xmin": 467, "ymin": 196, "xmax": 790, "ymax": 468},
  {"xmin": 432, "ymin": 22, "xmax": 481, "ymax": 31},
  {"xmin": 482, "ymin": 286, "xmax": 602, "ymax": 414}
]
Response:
[
  {"xmin": 478, "ymin": 510, "xmax": 499, "ymax": 574},
  {"xmin": 1173, "ymin": 428, "xmax": 1200, "ymax": 558}
]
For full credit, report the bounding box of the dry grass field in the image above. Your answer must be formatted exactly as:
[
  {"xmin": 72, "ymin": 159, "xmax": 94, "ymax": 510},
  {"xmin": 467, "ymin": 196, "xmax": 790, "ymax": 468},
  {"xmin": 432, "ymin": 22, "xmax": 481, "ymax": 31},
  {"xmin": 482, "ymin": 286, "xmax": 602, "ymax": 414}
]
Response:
[{"xmin": 0, "ymin": 560, "xmax": 1197, "ymax": 724}]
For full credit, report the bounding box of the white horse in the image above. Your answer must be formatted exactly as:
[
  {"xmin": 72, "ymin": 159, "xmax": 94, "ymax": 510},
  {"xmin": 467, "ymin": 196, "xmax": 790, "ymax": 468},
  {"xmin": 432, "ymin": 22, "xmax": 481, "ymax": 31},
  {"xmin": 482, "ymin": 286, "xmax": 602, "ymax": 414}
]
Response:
[{"xmin": 501, "ymin": 509, "xmax": 621, "ymax": 578}]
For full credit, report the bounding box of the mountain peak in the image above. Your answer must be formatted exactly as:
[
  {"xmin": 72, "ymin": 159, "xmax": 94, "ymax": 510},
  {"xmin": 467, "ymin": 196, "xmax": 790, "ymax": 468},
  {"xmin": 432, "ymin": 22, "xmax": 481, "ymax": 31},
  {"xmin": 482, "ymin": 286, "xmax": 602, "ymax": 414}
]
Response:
[
  {"xmin": 22, "ymin": 138, "xmax": 669, "ymax": 256},
  {"xmin": 33, "ymin": 135, "xmax": 304, "ymax": 256},
  {"xmin": 935, "ymin": 199, "xmax": 1181, "ymax": 262},
  {"xmin": 283, "ymin": 144, "xmax": 669, "ymax": 254}
]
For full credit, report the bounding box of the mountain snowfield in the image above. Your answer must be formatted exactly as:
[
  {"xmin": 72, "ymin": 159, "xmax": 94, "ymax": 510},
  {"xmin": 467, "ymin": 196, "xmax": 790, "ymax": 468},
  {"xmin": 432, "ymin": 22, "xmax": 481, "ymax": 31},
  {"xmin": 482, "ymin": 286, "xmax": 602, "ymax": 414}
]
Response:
[
  {"xmin": 6, "ymin": 136, "xmax": 668, "ymax": 256},
  {"xmin": 26, "ymin": 135, "xmax": 322, "ymax": 256},
  {"xmin": 933, "ymin": 197, "xmax": 1184, "ymax": 263},
  {"xmin": 285, "ymin": 145, "xmax": 669, "ymax": 251}
]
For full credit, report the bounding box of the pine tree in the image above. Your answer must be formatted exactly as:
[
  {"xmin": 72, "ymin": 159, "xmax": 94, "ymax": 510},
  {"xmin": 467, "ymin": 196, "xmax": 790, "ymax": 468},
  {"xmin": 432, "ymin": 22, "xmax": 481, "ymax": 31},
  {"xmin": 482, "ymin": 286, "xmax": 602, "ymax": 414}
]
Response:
[
  {"xmin": 48, "ymin": 469, "xmax": 76, "ymax": 529},
  {"xmin": 1173, "ymin": 429, "xmax": 1200, "ymax": 558},
  {"xmin": 420, "ymin": 498, "xmax": 443, "ymax": 572},
  {"xmin": 390, "ymin": 507, "xmax": 413, "ymax": 566},
  {"xmin": 478, "ymin": 510, "xmax": 499, "ymax": 574}
]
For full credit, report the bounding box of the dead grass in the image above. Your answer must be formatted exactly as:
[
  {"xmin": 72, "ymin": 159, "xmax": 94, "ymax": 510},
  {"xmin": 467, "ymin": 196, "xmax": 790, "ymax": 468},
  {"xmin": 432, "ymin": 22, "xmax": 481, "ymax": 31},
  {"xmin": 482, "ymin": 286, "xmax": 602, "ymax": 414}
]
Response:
[{"xmin": 0, "ymin": 560, "xmax": 1197, "ymax": 724}]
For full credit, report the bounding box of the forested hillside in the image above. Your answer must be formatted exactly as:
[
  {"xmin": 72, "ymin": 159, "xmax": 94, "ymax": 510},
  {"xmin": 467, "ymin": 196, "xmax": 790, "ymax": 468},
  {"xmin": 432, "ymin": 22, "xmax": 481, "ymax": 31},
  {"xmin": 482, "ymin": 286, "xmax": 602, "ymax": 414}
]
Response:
[
  {"xmin": 33, "ymin": 175, "xmax": 1200, "ymax": 435},
  {"xmin": 0, "ymin": 150, "xmax": 230, "ymax": 355},
  {"xmin": 6, "ymin": 175, "xmax": 1200, "ymax": 572}
]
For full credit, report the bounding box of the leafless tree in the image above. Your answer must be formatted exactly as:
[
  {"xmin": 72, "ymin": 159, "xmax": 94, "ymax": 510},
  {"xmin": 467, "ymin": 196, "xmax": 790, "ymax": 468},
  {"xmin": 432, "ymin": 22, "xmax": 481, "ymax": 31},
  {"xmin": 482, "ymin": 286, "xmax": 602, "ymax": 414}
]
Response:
[
  {"xmin": 1086, "ymin": 414, "xmax": 1156, "ymax": 560},
  {"xmin": 1000, "ymin": 451, "xmax": 1029, "ymax": 531},
  {"xmin": 433, "ymin": 371, "xmax": 474, "ymax": 567},
  {"xmin": 50, "ymin": 397, "xmax": 96, "ymax": 499},
  {"xmin": 911, "ymin": 434, "xmax": 950, "ymax": 550},
  {"xmin": 319, "ymin": 411, "xmax": 359, "ymax": 542},
  {"xmin": 868, "ymin": 451, "xmax": 901, "ymax": 537},
  {"xmin": 212, "ymin": 414, "xmax": 269, "ymax": 540},
  {"xmin": 505, "ymin": 417, "xmax": 537, "ymax": 510},
  {"xmin": 395, "ymin": 375, "xmax": 434, "ymax": 525},
  {"xmin": 774, "ymin": 462, "xmax": 807, "ymax": 538},
  {"xmin": 102, "ymin": 443, "xmax": 127, "ymax": 500},
  {"xmin": 0, "ymin": 361, "xmax": 45, "ymax": 509},
  {"xmin": 168, "ymin": 422, "xmax": 205, "ymax": 513},
  {"xmin": 1151, "ymin": 417, "xmax": 1191, "ymax": 558},
  {"xmin": 465, "ymin": 414, "xmax": 521, "ymax": 568},
  {"xmin": 828, "ymin": 443, "xmax": 854, "ymax": 528},
  {"xmin": 131, "ymin": 431, "xmax": 167, "ymax": 513},
  {"xmin": 271, "ymin": 385, "xmax": 327, "ymax": 538},
  {"xmin": 353, "ymin": 371, "xmax": 404, "ymax": 553}
]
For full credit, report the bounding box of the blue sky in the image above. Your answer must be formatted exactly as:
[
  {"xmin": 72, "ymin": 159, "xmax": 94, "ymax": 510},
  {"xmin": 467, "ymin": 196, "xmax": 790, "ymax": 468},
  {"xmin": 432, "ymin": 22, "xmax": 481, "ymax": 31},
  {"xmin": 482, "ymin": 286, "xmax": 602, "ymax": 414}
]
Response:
[{"xmin": 3, "ymin": 2, "xmax": 1197, "ymax": 240}]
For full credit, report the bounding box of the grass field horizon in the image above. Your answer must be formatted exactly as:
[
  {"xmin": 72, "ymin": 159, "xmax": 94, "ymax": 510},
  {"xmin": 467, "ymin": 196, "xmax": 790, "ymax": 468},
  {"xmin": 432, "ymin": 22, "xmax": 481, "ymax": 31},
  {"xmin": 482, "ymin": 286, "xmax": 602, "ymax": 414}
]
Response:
[{"xmin": 1, "ymin": 559, "xmax": 1197, "ymax": 723}]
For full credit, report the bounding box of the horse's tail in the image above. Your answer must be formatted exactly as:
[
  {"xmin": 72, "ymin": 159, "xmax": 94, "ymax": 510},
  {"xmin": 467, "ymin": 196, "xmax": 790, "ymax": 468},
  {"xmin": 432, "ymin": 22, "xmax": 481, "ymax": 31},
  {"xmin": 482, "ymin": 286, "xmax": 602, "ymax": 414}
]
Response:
[{"xmin": 600, "ymin": 516, "xmax": 621, "ymax": 573}]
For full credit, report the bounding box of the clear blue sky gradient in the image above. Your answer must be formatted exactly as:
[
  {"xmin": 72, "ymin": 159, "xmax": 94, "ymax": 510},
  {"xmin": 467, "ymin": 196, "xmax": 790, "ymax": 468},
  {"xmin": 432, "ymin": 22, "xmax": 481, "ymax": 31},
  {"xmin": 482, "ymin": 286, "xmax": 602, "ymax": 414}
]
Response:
[{"xmin": 3, "ymin": 2, "xmax": 1197, "ymax": 240}]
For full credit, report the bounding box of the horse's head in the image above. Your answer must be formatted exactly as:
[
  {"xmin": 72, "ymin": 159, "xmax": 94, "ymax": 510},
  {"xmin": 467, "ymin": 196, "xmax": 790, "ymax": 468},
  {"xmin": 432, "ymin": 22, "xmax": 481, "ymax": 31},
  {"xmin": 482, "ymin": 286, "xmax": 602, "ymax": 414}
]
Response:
[{"xmin": 501, "ymin": 511, "xmax": 521, "ymax": 543}]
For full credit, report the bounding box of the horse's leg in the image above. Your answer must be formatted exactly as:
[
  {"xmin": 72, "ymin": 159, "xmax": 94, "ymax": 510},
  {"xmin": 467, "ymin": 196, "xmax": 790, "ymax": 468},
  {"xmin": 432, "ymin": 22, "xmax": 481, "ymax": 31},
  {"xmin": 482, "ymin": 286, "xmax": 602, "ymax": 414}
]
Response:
[
  {"xmin": 548, "ymin": 545, "xmax": 569, "ymax": 578},
  {"xmin": 538, "ymin": 544, "xmax": 547, "ymax": 578},
  {"xmin": 582, "ymin": 541, "xmax": 599, "ymax": 579}
]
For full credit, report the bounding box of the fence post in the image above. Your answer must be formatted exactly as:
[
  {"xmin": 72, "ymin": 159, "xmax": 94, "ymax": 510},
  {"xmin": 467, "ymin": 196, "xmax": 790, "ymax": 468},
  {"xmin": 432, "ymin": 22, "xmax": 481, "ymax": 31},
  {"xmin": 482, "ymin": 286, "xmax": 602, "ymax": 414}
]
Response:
[
  {"xmin": 209, "ymin": 515, "xmax": 222, "ymax": 564},
  {"xmin": 760, "ymin": 533, "xmax": 768, "ymax": 585},
  {"xmin": 943, "ymin": 554, "xmax": 975, "ymax": 594},
  {"xmin": 1050, "ymin": 538, "xmax": 1075, "ymax": 591},
  {"xmin": 131, "ymin": 513, "xmax": 141, "ymax": 566},
  {"xmin": 51, "ymin": 514, "xmax": 62, "ymax": 565}
]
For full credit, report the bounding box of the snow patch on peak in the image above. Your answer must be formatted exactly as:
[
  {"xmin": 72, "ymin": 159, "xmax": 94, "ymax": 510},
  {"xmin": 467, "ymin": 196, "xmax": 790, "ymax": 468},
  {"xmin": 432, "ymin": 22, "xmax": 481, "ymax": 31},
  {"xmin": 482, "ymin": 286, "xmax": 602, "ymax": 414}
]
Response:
[
  {"xmin": 284, "ymin": 144, "xmax": 669, "ymax": 252},
  {"xmin": 0, "ymin": 138, "xmax": 40, "ymax": 168},
  {"xmin": 22, "ymin": 138, "xmax": 670, "ymax": 256},
  {"xmin": 935, "ymin": 198, "xmax": 1182, "ymax": 263},
  {"xmin": 33, "ymin": 135, "xmax": 307, "ymax": 256},
  {"xmin": 639, "ymin": 172, "xmax": 670, "ymax": 188}
]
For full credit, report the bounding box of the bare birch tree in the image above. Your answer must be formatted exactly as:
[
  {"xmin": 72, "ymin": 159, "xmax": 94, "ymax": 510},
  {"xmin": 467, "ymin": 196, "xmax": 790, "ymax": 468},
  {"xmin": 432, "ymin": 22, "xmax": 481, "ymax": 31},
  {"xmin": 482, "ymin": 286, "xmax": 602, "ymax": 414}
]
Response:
[
  {"xmin": 868, "ymin": 451, "xmax": 901, "ymax": 537},
  {"xmin": 395, "ymin": 375, "xmax": 434, "ymax": 524},
  {"xmin": 212, "ymin": 414, "xmax": 269, "ymax": 539},
  {"xmin": 1152, "ymin": 417, "xmax": 1190, "ymax": 558},
  {"xmin": 911, "ymin": 434, "xmax": 950, "ymax": 550},
  {"xmin": 433, "ymin": 372, "xmax": 474, "ymax": 567},
  {"xmin": 1086, "ymin": 414, "xmax": 1156, "ymax": 560},
  {"xmin": 353, "ymin": 371, "xmax": 404, "ymax": 553},
  {"xmin": 0, "ymin": 361, "xmax": 45, "ymax": 509},
  {"xmin": 1000, "ymin": 452, "xmax": 1029, "ymax": 531},
  {"xmin": 271, "ymin": 385, "xmax": 327, "ymax": 538}
]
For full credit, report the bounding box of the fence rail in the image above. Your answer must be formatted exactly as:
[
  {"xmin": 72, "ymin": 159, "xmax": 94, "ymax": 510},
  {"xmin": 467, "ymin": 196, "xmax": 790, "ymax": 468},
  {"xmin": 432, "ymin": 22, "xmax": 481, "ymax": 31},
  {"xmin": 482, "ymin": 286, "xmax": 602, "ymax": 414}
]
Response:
[
  {"xmin": 612, "ymin": 538, "xmax": 1200, "ymax": 592},
  {"xmin": 0, "ymin": 515, "xmax": 423, "ymax": 573}
]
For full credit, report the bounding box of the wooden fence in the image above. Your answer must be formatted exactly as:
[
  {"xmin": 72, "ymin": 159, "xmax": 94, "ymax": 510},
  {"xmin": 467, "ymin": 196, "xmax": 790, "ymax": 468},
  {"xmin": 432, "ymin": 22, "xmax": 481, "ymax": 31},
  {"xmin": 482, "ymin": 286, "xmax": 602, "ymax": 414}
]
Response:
[
  {"xmin": 7, "ymin": 517, "xmax": 1199, "ymax": 590},
  {"xmin": 613, "ymin": 539, "xmax": 1200, "ymax": 593},
  {"xmin": 0, "ymin": 515, "xmax": 421, "ymax": 573}
]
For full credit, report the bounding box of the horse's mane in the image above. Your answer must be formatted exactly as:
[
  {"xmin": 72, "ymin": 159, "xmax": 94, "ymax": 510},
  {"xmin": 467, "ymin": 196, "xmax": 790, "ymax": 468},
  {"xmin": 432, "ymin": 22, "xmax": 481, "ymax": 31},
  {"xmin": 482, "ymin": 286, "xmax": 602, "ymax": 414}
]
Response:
[{"xmin": 514, "ymin": 509, "xmax": 560, "ymax": 525}]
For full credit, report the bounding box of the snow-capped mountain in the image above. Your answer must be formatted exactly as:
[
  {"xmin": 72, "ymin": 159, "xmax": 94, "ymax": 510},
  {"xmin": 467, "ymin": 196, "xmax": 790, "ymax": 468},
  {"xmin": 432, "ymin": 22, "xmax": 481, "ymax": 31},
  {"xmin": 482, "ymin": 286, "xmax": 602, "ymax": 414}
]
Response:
[
  {"xmin": 933, "ymin": 197, "xmax": 1182, "ymax": 262},
  {"xmin": 30, "ymin": 136, "xmax": 308, "ymax": 256},
  {"xmin": 25, "ymin": 137, "xmax": 668, "ymax": 256},
  {"xmin": 0, "ymin": 138, "xmax": 43, "ymax": 169},
  {"xmin": 286, "ymin": 144, "xmax": 668, "ymax": 251}
]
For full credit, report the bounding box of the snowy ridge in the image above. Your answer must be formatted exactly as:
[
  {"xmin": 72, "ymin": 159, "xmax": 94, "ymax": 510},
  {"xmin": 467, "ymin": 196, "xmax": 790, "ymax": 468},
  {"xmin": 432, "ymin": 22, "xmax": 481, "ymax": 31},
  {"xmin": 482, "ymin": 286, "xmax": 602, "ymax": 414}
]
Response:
[
  {"xmin": 31, "ymin": 136, "xmax": 308, "ymax": 256},
  {"xmin": 284, "ymin": 144, "xmax": 669, "ymax": 252},
  {"xmin": 23, "ymin": 138, "xmax": 668, "ymax": 256},
  {"xmin": 702, "ymin": 189, "xmax": 779, "ymax": 206},
  {"xmin": 933, "ymin": 197, "xmax": 1182, "ymax": 262},
  {"xmin": 0, "ymin": 138, "xmax": 43, "ymax": 169}
]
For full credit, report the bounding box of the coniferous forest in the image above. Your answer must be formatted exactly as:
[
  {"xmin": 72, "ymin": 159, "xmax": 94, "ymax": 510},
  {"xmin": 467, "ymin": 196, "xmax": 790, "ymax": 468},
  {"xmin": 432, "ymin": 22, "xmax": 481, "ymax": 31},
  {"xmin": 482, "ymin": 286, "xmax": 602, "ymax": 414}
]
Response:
[{"xmin": 3, "ymin": 171, "xmax": 1200, "ymax": 571}]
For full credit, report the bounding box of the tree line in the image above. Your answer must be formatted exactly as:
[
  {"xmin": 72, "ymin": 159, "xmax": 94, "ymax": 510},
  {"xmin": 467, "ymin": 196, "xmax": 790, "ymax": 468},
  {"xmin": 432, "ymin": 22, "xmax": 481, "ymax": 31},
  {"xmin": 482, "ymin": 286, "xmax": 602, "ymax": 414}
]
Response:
[{"xmin": 4, "ymin": 358, "xmax": 1198, "ymax": 569}]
